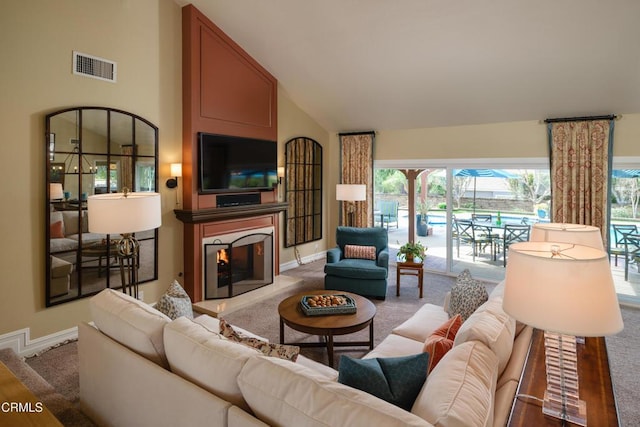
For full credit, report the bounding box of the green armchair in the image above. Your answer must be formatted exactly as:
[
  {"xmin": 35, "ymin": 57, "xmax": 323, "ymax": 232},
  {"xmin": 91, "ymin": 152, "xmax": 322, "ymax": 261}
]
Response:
[{"xmin": 324, "ymin": 226, "xmax": 389, "ymax": 299}]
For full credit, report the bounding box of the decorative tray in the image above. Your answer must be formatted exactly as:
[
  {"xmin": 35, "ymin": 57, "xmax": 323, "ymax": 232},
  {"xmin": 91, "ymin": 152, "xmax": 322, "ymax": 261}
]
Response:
[{"xmin": 300, "ymin": 294, "xmax": 357, "ymax": 316}]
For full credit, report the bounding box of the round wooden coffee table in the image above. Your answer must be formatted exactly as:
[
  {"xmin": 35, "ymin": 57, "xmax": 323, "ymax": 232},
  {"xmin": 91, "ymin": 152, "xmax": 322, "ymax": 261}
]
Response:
[{"xmin": 278, "ymin": 290, "xmax": 376, "ymax": 368}]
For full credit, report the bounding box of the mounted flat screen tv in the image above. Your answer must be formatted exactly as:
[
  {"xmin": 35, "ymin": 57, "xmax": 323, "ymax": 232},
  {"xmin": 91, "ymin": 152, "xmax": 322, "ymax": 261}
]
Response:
[{"xmin": 198, "ymin": 132, "xmax": 278, "ymax": 193}]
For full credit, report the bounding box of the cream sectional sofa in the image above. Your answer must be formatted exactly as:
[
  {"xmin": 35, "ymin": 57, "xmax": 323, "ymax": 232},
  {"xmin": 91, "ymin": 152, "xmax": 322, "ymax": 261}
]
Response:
[{"xmin": 79, "ymin": 283, "xmax": 531, "ymax": 427}]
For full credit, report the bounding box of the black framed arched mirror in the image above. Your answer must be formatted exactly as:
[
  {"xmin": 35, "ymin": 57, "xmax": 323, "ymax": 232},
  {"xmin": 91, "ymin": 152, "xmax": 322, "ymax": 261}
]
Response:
[
  {"xmin": 284, "ymin": 137, "xmax": 322, "ymax": 247},
  {"xmin": 45, "ymin": 107, "xmax": 159, "ymax": 306}
]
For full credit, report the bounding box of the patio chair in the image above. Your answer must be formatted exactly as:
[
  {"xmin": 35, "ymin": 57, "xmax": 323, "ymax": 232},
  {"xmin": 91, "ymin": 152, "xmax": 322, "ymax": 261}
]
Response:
[
  {"xmin": 375, "ymin": 200, "xmax": 399, "ymax": 229},
  {"xmin": 471, "ymin": 214, "xmax": 492, "ymax": 222},
  {"xmin": 611, "ymin": 224, "xmax": 638, "ymax": 267},
  {"xmin": 454, "ymin": 219, "xmax": 494, "ymax": 261},
  {"xmin": 623, "ymin": 233, "xmax": 640, "ymax": 281},
  {"xmin": 471, "ymin": 223, "xmax": 495, "ymax": 261},
  {"xmin": 497, "ymin": 224, "xmax": 531, "ymax": 267}
]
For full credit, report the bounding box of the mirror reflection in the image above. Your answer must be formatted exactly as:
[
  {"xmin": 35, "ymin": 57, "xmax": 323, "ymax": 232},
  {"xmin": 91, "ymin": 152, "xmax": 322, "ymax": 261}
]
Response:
[{"xmin": 46, "ymin": 107, "xmax": 158, "ymax": 306}]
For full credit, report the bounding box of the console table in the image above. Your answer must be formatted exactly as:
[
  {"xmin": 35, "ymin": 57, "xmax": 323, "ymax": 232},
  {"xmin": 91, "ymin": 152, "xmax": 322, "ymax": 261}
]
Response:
[
  {"xmin": 508, "ymin": 329, "xmax": 619, "ymax": 426},
  {"xmin": 0, "ymin": 361, "xmax": 62, "ymax": 426}
]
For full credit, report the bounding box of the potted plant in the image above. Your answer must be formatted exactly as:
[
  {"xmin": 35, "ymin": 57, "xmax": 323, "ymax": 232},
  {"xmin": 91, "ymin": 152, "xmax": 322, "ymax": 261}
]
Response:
[{"xmin": 398, "ymin": 241, "xmax": 427, "ymax": 263}]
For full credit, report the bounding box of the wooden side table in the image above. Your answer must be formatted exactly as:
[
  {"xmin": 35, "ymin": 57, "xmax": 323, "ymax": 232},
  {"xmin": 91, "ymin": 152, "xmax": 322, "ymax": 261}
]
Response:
[
  {"xmin": 396, "ymin": 261, "xmax": 424, "ymax": 298},
  {"xmin": 508, "ymin": 329, "xmax": 619, "ymax": 426}
]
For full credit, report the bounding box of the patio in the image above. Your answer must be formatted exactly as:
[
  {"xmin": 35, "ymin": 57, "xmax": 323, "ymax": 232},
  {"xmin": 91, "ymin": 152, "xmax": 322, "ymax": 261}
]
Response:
[{"xmin": 385, "ymin": 208, "xmax": 640, "ymax": 302}]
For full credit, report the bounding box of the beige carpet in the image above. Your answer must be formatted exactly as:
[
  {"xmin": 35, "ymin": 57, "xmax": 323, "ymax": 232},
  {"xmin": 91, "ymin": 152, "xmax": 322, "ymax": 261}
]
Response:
[{"xmin": 7, "ymin": 258, "xmax": 640, "ymax": 426}]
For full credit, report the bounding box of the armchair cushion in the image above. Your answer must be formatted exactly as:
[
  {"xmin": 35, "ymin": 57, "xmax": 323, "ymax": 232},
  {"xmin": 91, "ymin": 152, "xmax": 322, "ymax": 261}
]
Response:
[{"xmin": 324, "ymin": 259, "xmax": 388, "ymax": 280}]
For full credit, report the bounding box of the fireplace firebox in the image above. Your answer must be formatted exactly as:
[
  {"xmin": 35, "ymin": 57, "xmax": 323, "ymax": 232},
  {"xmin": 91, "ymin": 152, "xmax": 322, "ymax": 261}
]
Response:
[{"xmin": 203, "ymin": 230, "xmax": 274, "ymax": 299}]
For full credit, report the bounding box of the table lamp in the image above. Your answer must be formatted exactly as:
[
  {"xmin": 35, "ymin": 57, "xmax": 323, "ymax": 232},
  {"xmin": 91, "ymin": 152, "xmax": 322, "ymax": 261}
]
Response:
[
  {"xmin": 503, "ymin": 241, "xmax": 623, "ymax": 426},
  {"xmin": 336, "ymin": 184, "xmax": 366, "ymax": 227},
  {"xmin": 87, "ymin": 188, "xmax": 161, "ymax": 299},
  {"xmin": 49, "ymin": 183, "xmax": 64, "ymax": 201},
  {"xmin": 530, "ymin": 222, "xmax": 604, "ymax": 250}
]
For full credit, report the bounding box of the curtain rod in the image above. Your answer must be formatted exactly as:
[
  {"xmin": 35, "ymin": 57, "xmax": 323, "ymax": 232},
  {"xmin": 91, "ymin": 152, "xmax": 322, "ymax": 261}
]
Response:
[
  {"xmin": 337, "ymin": 131, "xmax": 376, "ymax": 137},
  {"xmin": 544, "ymin": 114, "xmax": 617, "ymax": 123}
]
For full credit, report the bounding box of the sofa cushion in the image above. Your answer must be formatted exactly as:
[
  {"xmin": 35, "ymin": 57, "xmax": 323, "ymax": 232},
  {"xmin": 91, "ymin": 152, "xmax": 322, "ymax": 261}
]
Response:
[
  {"xmin": 364, "ymin": 333, "xmax": 426, "ymax": 360},
  {"xmin": 219, "ymin": 318, "xmax": 299, "ymax": 361},
  {"xmin": 338, "ymin": 353, "xmax": 429, "ymax": 411},
  {"xmin": 324, "ymin": 258, "xmax": 388, "ymax": 280},
  {"xmin": 448, "ymin": 269, "xmax": 488, "ymax": 321},
  {"xmin": 422, "ymin": 314, "xmax": 462, "ymax": 373},
  {"xmin": 89, "ymin": 288, "xmax": 171, "ymax": 368},
  {"xmin": 194, "ymin": 314, "xmax": 265, "ymax": 341},
  {"xmin": 391, "ymin": 303, "xmax": 450, "ymax": 343},
  {"xmin": 156, "ymin": 280, "xmax": 193, "ymax": 320},
  {"xmin": 411, "ymin": 341, "xmax": 498, "ymax": 427},
  {"xmin": 453, "ymin": 297, "xmax": 515, "ymax": 375},
  {"xmin": 193, "ymin": 314, "xmax": 338, "ymax": 379},
  {"xmin": 164, "ymin": 317, "xmax": 259, "ymax": 412},
  {"xmin": 237, "ymin": 356, "xmax": 431, "ymax": 427},
  {"xmin": 344, "ymin": 244, "xmax": 377, "ymax": 260}
]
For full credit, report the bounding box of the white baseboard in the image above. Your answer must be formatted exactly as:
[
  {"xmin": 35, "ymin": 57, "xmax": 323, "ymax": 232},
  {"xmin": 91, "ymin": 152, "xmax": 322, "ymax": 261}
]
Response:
[
  {"xmin": 0, "ymin": 326, "xmax": 78, "ymax": 358},
  {"xmin": 280, "ymin": 250, "xmax": 325, "ymax": 272}
]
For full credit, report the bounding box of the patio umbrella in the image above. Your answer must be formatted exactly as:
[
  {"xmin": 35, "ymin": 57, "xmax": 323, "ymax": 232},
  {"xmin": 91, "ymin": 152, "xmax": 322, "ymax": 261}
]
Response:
[
  {"xmin": 453, "ymin": 169, "xmax": 517, "ymax": 214},
  {"xmin": 612, "ymin": 169, "xmax": 640, "ymax": 178}
]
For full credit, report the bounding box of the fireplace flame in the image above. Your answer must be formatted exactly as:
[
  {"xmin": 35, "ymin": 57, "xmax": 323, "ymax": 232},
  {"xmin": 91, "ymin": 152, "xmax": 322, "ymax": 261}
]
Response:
[
  {"xmin": 256, "ymin": 242, "xmax": 263, "ymax": 256},
  {"xmin": 217, "ymin": 249, "xmax": 229, "ymax": 264}
]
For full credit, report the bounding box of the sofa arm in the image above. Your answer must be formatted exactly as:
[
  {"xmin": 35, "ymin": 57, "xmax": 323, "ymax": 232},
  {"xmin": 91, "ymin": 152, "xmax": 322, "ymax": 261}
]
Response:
[
  {"xmin": 326, "ymin": 247, "xmax": 342, "ymax": 264},
  {"xmin": 377, "ymin": 248, "xmax": 389, "ymax": 269}
]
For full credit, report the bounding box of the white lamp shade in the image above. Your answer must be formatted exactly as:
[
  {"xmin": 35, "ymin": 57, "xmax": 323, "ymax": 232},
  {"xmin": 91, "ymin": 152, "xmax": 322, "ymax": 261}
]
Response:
[
  {"xmin": 503, "ymin": 241, "xmax": 623, "ymax": 337},
  {"xmin": 170, "ymin": 163, "xmax": 182, "ymax": 177},
  {"xmin": 336, "ymin": 184, "xmax": 366, "ymax": 201},
  {"xmin": 50, "ymin": 183, "xmax": 64, "ymax": 200},
  {"xmin": 87, "ymin": 192, "xmax": 161, "ymax": 234},
  {"xmin": 530, "ymin": 222, "xmax": 604, "ymax": 250},
  {"xmin": 277, "ymin": 166, "xmax": 285, "ymax": 178}
]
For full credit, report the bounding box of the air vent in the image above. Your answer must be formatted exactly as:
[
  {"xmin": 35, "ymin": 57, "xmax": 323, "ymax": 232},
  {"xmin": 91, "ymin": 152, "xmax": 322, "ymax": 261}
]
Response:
[
  {"xmin": 72, "ymin": 51, "xmax": 117, "ymax": 83},
  {"xmin": 70, "ymin": 138, "xmax": 80, "ymax": 146}
]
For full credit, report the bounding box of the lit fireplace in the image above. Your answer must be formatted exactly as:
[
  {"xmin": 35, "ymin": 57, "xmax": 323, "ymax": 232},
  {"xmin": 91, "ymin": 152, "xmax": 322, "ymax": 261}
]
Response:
[{"xmin": 203, "ymin": 227, "xmax": 274, "ymax": 299}]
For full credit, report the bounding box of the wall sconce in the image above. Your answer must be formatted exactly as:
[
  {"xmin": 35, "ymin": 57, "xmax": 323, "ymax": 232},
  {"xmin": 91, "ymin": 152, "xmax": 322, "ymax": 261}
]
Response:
[
  {"xmin": 277, "ymin": 166, "xmax": 285, "ymax": 185},
  {"xmin": 166, "ymin": 163, "xmax": 182, "ymax": 188}
]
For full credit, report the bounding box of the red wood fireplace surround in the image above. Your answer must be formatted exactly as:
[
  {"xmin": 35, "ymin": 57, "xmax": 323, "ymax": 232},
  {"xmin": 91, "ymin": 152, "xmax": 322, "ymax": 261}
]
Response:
[{"xmin": 176, "ymin": 5, "xmax": 285, "ymax": 302}]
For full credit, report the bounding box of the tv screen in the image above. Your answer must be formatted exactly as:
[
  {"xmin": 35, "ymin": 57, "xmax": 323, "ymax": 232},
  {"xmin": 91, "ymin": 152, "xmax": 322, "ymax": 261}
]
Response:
[{"xmin": 198, "ymin": 133, "xmax": 278, "ymax": 193}]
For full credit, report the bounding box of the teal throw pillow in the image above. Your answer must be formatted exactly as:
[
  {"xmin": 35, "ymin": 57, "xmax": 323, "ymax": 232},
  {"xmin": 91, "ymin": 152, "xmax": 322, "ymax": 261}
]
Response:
[{"xmin": 337, "ymin": 353, "xmax": 429, "ymax": 410}]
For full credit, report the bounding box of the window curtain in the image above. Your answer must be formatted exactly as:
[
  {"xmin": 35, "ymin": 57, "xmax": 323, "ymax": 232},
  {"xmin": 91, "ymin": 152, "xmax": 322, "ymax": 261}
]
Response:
[
  {"xmin": 339, "ymin": 132, "xmax": 374, "ymax": 227},
  {"xmin": 547, "ymin": 118, "xmax": 615, "ymax": 246}
]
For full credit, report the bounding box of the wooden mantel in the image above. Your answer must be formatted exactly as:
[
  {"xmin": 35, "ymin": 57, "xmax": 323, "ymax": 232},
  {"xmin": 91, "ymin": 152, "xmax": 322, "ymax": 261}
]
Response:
[{"xmin": 175, "ymin": 202, "xmax": 287, "ymax": 224}]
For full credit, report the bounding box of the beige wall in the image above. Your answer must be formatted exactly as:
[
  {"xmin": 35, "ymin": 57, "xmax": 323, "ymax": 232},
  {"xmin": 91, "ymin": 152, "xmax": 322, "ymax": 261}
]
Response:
[
  {"xmin": 0, "ymin": 0, "xmax": 331, "ymax": 340},
  {"xmin": 0, "ymin": 0, "xmax": 184, "ymax": 338},
  {"xmin": 277, "ymin": 88, "xmax": 331, "ymax": 264}
]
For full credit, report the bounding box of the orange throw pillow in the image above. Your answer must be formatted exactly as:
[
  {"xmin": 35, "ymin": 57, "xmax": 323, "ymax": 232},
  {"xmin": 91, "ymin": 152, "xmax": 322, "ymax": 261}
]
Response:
[
  {"xmin": 422, "ymin": 314, "xmax": 462, "ymax": 373},
  {"xmin": 50, "ymin": 220, "xmax": 65, "ymax": 238}
]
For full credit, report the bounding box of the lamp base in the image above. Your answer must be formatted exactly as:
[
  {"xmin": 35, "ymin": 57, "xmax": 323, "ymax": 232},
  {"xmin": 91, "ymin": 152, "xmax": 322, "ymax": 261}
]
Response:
[
  {"xmin": 117, "ymin": 234, "xmax": 140, "ymax": 299},
  {"xmin": 543, "ymin": 390, "xmax": 587, "ymax": 426},
  {"xmin": 543, "ymin": 331, "xmax": 587, "ymax": 426}
]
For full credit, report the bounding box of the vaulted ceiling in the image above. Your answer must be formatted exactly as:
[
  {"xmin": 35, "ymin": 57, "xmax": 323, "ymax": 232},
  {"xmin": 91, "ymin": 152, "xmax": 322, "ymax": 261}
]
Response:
[{"xmin": 180, "ymin": 0, "xmax": 640, "ymax": 132}]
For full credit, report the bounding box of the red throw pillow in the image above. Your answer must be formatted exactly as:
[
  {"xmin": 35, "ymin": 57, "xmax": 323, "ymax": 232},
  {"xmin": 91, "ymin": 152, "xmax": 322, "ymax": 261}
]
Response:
[
  {"xmin": 422, "ymin": 314, "xmax": 462, "ymax": 373},
  {"xmin": 50, "ymin": 220, "xmax": 65, "ymax": 238}
]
